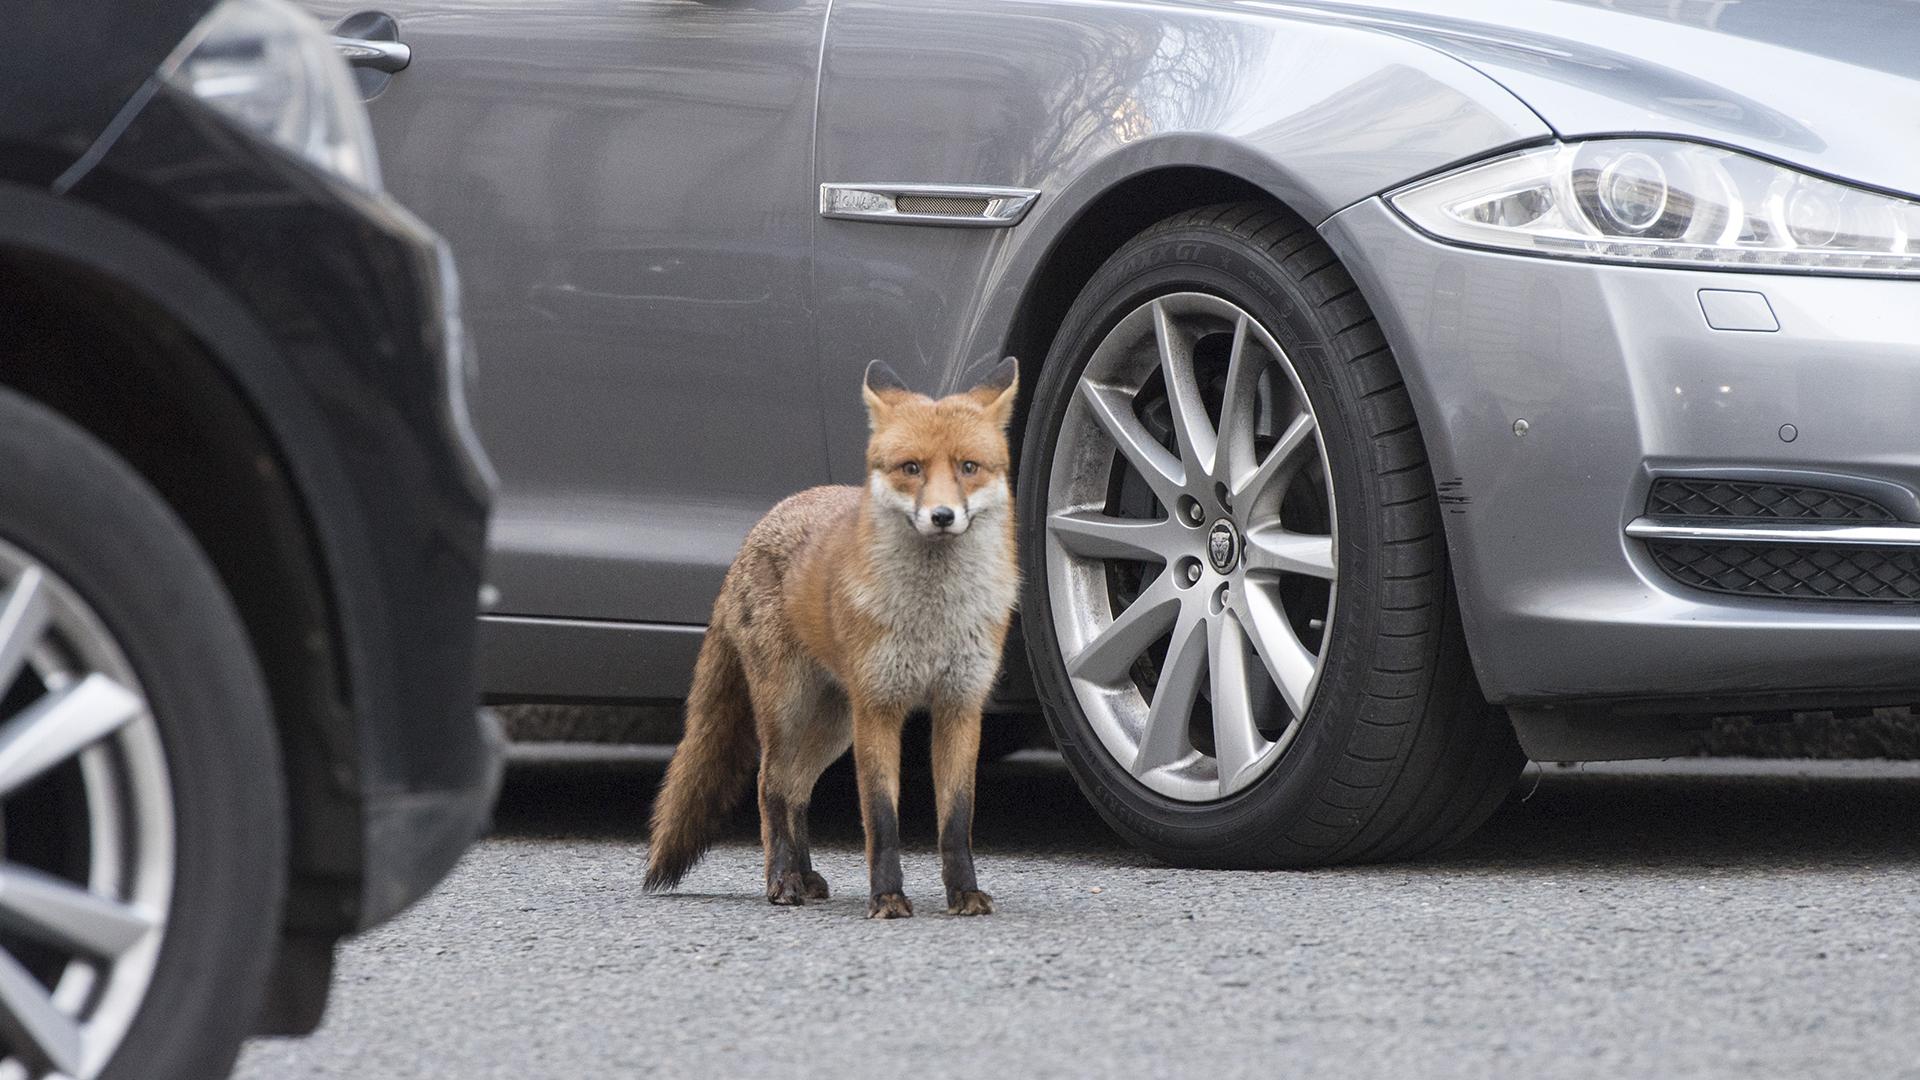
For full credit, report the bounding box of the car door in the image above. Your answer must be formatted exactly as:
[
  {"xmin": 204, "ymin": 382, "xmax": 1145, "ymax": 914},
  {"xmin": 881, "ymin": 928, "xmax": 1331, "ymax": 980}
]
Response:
[{"xmin": 304, "ymin": 0, "xmax": 832, "ymax": 644}]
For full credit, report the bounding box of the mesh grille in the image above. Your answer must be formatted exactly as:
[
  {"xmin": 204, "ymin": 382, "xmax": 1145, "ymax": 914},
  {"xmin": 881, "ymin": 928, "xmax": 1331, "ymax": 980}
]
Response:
[
  {"xmin": 1649, "ymin": 542, "xmax": 1920, "ymax": 603},
  {"xmin": 894, "ymin": 194, "xmax": 992, "ymax": 216},
  {"xmin": 1647, "ymin": 479, "xmax": 1892, "ymax": 521}
]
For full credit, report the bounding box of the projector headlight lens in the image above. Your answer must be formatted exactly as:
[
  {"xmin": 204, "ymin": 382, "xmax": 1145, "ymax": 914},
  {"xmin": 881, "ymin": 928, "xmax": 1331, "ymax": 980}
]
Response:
[
  {"xmin": 1593, "ymin": 150, "xmax": 1669, "ymax": 234},
  {"xmin": 1389, "ymin": 139, "xmax": 1920, "ymax": 276}
]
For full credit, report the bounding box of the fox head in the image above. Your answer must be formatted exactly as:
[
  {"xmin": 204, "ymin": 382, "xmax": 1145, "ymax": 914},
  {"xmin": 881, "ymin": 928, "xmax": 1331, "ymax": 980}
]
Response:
[{"xmin": 862, "ymin": 357, "xmax": 1019, "ymax": 539}]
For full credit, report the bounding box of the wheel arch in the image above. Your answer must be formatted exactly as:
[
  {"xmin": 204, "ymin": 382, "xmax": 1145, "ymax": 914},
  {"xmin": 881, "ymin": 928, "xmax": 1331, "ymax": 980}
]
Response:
[
  {"xmin": 0, "ymin": 185, "xmax": 375, "ymax": 945},
  {"xmin": 984, "ymin": 119, "xmax": 1520, "ymax": 432},
  {"xmin": 977, "ymin": 135, "xmax": 1490, "ymax": 712},
  {"xmin": 1000, "ymin": 162, "xmax": 1283, "ymax": 415}
]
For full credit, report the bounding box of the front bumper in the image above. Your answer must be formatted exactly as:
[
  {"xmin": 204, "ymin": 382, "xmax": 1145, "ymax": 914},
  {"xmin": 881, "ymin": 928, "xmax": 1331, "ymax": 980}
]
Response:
[
  {"xmin": 361, "ymin": 708, "xmax": 504, "ymax": 925},
  {"xmin": 1322, "ymin": 197, "xmax": 1920, "ymax": 708},
  {"xmin": 75, "ymin": 85, "xmax": 500, "ymax": 933}
]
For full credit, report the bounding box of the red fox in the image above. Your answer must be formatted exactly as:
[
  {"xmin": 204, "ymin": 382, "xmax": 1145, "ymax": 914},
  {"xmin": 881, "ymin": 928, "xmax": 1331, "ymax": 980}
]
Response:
[{"xmin": 644, "ymin": 358, "xmax": 1021, "ymax": 918}]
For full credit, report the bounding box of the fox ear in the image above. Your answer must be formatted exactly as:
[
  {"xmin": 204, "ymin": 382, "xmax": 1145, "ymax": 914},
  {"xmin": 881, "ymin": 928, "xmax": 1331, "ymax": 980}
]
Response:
[
  {"xmin": 968, "ymin": 356, "xmax": 1019, "ymax": 428},
  {"xmin": 863, "ymin": 360, "xmax": 910, "ymax": 427}
]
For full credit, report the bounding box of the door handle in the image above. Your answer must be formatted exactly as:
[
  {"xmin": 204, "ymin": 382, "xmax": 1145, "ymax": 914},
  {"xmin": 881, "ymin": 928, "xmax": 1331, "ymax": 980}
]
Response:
[{"xmin": 332, "ymin": 36, "xmax": 411, "ymax": 73}]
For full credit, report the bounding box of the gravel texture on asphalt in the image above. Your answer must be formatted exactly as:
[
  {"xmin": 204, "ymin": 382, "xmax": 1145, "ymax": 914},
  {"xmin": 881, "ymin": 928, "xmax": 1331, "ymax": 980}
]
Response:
[{"xmin": 235, "ymin": 752, "xmax": 1920, "ymax": 1079}]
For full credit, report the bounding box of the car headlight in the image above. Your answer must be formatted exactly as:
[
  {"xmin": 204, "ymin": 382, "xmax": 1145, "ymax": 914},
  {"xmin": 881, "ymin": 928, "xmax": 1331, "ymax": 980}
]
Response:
[
  {"xmin": 159, "ymin": 0, "xmax": 381, "ymax": 192},
  {"xmin": 1388, "ymin": 140, "xmax": 1920, "ymax": 277}
]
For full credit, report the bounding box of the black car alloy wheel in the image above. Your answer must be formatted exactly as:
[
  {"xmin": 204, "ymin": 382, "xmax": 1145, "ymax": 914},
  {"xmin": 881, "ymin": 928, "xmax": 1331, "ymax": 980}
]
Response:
[
  {"xmin": 0, "ymin": 538, "xmax": 171, "ymax": 1080},
  {"xmin": 0, "ymin": 388, "xmax": 286, "ymax": 1080}
]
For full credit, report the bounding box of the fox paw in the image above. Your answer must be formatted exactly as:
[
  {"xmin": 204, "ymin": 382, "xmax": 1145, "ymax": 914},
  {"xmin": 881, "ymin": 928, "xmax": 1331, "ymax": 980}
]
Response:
[
  {"xmin": 801, "ymin": 870, "xmax": 831, "ymax": 900},
  {"xmin": 867, "ymin": 892, "xmax": 914, "ymax": 920},
  {"xmin": 946, "ymin": 890, "xmax": 994, "ymax": 916},
  {"xmin": 767, "ymin": 872, "xmax": 809, "ymax": 906}
]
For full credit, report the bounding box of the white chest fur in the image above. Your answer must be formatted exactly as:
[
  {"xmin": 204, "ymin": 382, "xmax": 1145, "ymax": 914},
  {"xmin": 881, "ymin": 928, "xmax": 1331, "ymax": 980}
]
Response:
[{"xmin": 851, "ymin": 476, "xmax": 1019, "ymax": 706}]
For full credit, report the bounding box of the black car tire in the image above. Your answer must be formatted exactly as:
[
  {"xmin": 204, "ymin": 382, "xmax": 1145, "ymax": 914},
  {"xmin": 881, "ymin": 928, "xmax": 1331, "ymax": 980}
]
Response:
[
  {"xmin": 0, "ymin": 387, "xmax": 287, "ymax": 1080},
  {"xmin": 1018, "ymin": 203, "xmax": 1524, "ymax": 868}
]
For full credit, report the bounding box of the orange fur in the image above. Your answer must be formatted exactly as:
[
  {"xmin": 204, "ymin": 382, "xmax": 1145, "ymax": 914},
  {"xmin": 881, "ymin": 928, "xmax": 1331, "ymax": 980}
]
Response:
[{"xmin": 645, "ymin": 359, "xmax": 1020, "ymax": 917}]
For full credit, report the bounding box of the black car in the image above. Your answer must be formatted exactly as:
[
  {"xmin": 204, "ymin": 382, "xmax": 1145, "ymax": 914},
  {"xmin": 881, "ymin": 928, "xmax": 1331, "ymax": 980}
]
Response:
[{"xmin": 0, "ymin": 2, "xmax": 497, "ymax": 1077}]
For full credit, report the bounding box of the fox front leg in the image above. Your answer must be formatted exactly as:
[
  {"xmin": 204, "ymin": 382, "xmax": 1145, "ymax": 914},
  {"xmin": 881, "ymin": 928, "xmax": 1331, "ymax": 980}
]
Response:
[
  {"xmin": 852, "ymin": 700, "xmax": 912, "ymax": 919},
  {"xmin": 932, "ymin": 701, "xmax": 992, "ymax": 915}
]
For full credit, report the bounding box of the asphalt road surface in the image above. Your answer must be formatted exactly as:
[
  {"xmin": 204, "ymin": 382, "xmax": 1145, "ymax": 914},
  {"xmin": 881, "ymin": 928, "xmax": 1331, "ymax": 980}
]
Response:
[{"xmin": 235, "ymin": 748, "xmax": 1920, "ymax": 1079}]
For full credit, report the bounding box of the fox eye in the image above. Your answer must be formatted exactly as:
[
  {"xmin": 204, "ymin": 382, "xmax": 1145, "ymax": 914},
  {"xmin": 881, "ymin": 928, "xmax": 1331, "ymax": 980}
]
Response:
[
  {"xmin": 960, "ymin": 460, "xmax": 979, "ymax": 476},
  {"xmin": 900, "ymin": 461, "xmax": 921, "ymax": 477}
]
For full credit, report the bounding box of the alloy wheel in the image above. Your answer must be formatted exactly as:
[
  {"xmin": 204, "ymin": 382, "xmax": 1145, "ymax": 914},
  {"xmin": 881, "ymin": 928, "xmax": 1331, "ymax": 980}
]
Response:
[
  {"xmin": 0, "ymin": 538, "xmax": 173, "ymax": 1080},
  {"xmin": 1043, "ymin": 292, "xmax": 1338, "ymax": 802}
]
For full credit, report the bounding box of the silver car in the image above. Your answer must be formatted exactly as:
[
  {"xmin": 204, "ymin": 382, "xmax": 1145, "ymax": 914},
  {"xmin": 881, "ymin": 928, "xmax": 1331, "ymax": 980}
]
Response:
[{"xmin": 310, "ymin": 0, "xmax": 1920, "ymax": 865}]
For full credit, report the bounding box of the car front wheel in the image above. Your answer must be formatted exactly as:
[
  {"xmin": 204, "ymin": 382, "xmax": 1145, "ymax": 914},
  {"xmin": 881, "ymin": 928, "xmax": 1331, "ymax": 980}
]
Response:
[
  {"xmin": 1018, "ymin": 203, "xmax": 1523, "ymax": 868},
  {"xmin": 0, "ymin": 387, "xmax": 286, "ymax": 1079}
]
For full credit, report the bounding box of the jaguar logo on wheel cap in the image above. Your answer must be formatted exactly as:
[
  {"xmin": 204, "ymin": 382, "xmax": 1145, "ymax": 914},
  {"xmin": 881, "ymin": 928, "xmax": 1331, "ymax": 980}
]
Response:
[{"xmin": 1208, "ymin": 520, "xmax": 1240, "ymax": 572}]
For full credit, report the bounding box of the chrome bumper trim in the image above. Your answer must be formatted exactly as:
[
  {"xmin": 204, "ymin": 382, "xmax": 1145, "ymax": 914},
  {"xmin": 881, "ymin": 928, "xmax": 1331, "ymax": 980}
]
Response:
[{"xmin": 1625, "ymin": 517, "xmax": 1920, "ymax": 548}]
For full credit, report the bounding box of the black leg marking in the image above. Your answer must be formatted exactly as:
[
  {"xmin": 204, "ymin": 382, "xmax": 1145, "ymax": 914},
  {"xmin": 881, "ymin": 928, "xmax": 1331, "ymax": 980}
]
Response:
[
  {"xmin": 865, "ymin": 789, "xmax": 911, "ymax": 918},
  {"xmin": 867, "ymin": 788, "xmax": 904, "ymax": 895},
  {"xmin": 764, "ymin": 792, "xmax": 806, "ymax": 906},
  {"xmin": 788, "ymin": 799, "xmax": 829, "ymax": 899},
  {"xmin": 939, "ymin": 789, "xmax": 978, "ymax": 902},
  {"xmin": 940, "ymin": 790, "xmax": 992, "ymax": 915}
]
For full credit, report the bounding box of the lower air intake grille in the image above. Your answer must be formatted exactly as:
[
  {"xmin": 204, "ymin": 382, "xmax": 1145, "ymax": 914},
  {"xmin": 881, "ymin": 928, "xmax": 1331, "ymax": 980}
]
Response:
[
  {"xmin": 1647, "ymin": 479, "xmax": 1892, "ymax": 521},
  {"xmin": 894, "ymin": 194, "xmax": 992, "ymax": 217},
  {"xmin": 1649, "ymin": 542, "xmax": 1920, "ymax": 603}
]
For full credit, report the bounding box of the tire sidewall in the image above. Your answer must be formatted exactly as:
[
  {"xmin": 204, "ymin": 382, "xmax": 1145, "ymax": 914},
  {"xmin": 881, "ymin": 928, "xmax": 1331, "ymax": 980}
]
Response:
[
  {"xmin": 1018, "ymin": 221, "xmax": 1398, "ymax": 862},
  {"xmin": 0, "ymin": 388, "xmax": 287, "ymax": 1080}
]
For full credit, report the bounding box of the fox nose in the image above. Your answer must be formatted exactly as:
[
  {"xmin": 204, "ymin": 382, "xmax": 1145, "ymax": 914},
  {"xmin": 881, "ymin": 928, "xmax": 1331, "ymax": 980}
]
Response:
[{"xmin": 930, "ymin": 506, "xmax": 956, "ymax": 528}]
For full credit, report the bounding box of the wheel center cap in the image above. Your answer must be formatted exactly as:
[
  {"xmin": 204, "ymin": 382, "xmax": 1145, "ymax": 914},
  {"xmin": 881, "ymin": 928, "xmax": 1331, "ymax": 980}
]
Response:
[{"xmin": 1207, "ymin": 519, "xmax": 1240, "ymax": 573}]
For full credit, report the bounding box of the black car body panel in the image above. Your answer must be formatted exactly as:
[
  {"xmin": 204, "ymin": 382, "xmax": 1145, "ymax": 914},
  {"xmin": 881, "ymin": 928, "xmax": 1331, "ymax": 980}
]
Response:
[
  {"xmin": 2, "ymin": 3, "xmax": 211, "ymax": 187},
  {"xmin": 1, "ymin": 0, "xmax": 496, "ymax": 982}
]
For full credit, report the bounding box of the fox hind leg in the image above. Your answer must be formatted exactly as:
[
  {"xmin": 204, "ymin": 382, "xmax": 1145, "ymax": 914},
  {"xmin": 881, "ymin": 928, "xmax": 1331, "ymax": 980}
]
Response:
[
  {"xmin": 758, "ymin": 784, "xmax": 807, "ymax": 906},
  {"xmin": 756, "ymin": 671, "xmax": 850, "ymax": 905}
]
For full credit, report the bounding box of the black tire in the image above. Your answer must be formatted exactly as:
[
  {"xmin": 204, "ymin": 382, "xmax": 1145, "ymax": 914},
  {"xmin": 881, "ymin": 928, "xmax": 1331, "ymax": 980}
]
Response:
[
  {"xmin": 1018, "ymin": 203, "xmax": 1524, "ymax": 868},
  {"xmin": 0, "ymin": 387, "xmax": 287, "ymax": 1079}
]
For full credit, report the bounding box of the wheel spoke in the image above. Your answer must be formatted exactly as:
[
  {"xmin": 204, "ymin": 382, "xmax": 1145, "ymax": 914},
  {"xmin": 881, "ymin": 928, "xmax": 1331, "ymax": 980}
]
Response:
[
  {"xmin": 1047, "ymin": 510, "xmax": 1176, "ymax": 563},
  {"xmin": 0, "ymin": 946, "xmax": 81, "ymax": 1076},
  {"xmin": 1207, "ymin": 610, "xmax": 1268, "ymax": 791},
  {"xmin": 1133, "ymin": 603, "xmax": 1206, "ymax": 776},
  {"xmin": 0, "ymin": 674, "xmax": 143, "ymax": 799},
  {"xmin": 1151, "ymin": 300, "xmax": 1219, "ymax": 477},
  {"xmin": 1077, "ymin": 380, "xmax": 1185, "ymax": 503},
  {"xmin": 1214, "ymin": 315, "xmax": 1261, "ymax": 486},
  {"xmin": 0, "ymin": 567, "xmax": 49, "ymax": 697},
  {"xmin": 1066, "ymin": 576, "xmax": 1181, "ymax": 687},
  {"xmin": 1243, "ymin": 525, "xmax": 1337, "ymax": 580},
  {"xmin": 0, "ymin": 863, "xmax": 157, "ymax": 960},
  {"xmin": 1231, "ymin": 410, "xmax": 1315, "ymax": 503},
  {"xmin": 1241, "ymin": 583, "xmax": 1321, "ymax": 718}
]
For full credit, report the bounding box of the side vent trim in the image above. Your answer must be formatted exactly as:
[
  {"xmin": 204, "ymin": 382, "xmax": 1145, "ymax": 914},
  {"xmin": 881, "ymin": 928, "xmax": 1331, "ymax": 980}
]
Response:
[{"xmin": 819, "ymin": 183, "xmax": 1040, "ymax": 228}]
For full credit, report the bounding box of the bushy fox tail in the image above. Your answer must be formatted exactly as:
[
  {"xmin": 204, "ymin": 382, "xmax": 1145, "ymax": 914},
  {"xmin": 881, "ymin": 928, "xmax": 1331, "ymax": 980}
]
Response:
[{"xmin": 644, "ymin": 621, "xmax": 758, "ymax": 892}]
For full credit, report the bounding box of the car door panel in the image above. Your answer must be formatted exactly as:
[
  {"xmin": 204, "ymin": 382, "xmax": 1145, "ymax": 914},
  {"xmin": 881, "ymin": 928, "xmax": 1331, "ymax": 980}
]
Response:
[{"xmin": 304, "ymin": 0, "xmax": 832, "ymax": 626}]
